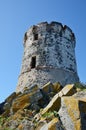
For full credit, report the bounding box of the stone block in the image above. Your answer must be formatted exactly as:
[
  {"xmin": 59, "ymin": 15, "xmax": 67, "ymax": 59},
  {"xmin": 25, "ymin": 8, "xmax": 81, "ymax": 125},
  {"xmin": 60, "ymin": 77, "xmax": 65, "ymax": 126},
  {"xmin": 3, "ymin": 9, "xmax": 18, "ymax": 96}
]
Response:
[
  {"xmin": 42, "ymin": 82, "xmax": 54, "ymax": 94},
  {"xmin": 11, "ymin": 89, "xmax": 43, "ymax": 113},
  {"xmin": 12, "ymin": 93, "xmax": 31, "ymax": 113},
  {"xmin": 52, "ymin": 82, "xmax": 62, "ymax": 93},
  {"xmin": 42, "ymin": 93, "xmax": 61, "ymax": 115},
  {"xmin": 58, "ymin": 96, "xmax": 86, "ymax": 130},
  {"xmin": 58, "ymin": 84, "xmax": 76, "ymax": 97}
]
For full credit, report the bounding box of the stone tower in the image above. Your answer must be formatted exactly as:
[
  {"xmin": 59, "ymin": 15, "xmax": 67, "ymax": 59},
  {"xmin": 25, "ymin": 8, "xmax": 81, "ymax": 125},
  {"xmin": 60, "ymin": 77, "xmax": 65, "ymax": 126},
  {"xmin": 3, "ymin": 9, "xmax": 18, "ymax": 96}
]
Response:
[{"xmin": 16, "ymin": 21, "xmax": 79, "ymax": 92}]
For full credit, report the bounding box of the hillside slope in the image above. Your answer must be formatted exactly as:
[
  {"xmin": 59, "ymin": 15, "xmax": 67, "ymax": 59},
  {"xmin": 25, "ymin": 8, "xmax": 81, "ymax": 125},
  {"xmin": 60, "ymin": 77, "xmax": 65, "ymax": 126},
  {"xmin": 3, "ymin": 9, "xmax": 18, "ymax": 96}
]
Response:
[{"xmin": 0, "ymin": 82, "xmax": 86, "ymax": 130}]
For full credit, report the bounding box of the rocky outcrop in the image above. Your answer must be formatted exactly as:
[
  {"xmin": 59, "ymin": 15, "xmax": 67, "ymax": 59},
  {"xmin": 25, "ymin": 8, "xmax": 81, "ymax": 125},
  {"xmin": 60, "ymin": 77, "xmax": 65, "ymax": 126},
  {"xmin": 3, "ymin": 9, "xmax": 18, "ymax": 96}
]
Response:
[{"xmin": 0, "ymin": 82, "xmax": 86, "ymax": 130}]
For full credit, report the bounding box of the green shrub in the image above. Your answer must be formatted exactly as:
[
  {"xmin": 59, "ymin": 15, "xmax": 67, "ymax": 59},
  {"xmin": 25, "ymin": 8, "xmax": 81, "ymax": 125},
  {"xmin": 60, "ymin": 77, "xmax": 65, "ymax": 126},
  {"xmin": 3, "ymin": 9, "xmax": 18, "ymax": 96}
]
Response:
[{"xmin": 75, "ymin": 82, "xmax": 86, "ymax": 91}]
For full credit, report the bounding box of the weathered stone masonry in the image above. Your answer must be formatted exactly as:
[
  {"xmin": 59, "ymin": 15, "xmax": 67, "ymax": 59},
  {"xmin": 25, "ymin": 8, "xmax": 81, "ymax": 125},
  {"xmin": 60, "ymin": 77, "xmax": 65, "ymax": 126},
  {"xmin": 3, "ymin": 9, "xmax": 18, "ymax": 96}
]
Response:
[{"xmin": 16, "ymin": 21, "xmax": 79, "ymax": 92}]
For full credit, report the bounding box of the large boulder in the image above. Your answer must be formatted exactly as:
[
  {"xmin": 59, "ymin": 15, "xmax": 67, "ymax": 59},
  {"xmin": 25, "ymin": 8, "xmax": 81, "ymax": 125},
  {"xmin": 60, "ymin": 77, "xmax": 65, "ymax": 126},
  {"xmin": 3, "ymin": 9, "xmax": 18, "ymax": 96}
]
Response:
[
  {"xmin": 11, "ymin": 93, "xmax": 31, "ymax": 113},
  {"xmin": 41, "ymin": 84, "xmax": 76, "ymax": 115},
  {"xmin": 41, "ymin": 94, "xmax": 61, "ymax": 115},
  {"xmin": 11, "ymin": 89, "xmax": 43, "ymax": 113},
  {"xmin": 58, "ymin": 96, "xmax": 86, "ymax": 130},
  {"xmin": 53, "ymin": 82, "xmax": 62, "ymax": 93},
  {"xmin": 42, "ymin": 82, "xmax": 62, "ymax": 94},
  {"xmin": 42, "ymin": 82, "xmax": 54, "ymax": 94},
  {"xmin": 58, "ymin": 84, "xmax": 76, "ymax": 97}
]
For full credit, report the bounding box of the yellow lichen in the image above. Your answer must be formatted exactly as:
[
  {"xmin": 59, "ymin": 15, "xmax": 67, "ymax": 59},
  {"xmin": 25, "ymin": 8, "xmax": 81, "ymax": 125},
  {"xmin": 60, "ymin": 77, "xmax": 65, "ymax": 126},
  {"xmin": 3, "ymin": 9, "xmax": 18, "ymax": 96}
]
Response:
[
  {"xmin": 53, "ymin": 82, "xmax": 62, "ymax": 93},
  {"xmin": 48, "ymin": 118, "xmax": 59, "ymax": 130},
  {"xmin": 63, "ymin": 96, "xmax": 81, "ymax": 130}
]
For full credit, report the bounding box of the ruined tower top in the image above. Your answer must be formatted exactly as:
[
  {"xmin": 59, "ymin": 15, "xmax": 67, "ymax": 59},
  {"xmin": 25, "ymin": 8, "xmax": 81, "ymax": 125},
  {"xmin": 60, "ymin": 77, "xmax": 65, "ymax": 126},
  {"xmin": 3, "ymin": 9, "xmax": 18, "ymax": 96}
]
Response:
[
  {"xmin": 16, "ymin": 21, "xmax": 79, "ymax": 92},
  {"xmin": 23, "ymin": 21, "xmax": 76, "ymax": 47}
]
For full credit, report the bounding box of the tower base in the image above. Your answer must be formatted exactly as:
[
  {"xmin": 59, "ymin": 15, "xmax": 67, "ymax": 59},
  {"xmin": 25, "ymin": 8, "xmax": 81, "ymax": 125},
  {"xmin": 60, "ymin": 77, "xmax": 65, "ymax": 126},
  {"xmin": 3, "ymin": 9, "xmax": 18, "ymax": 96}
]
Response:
[{"xmin": 16, "ymin": 67, "xmax": 79, "ymax": 92}]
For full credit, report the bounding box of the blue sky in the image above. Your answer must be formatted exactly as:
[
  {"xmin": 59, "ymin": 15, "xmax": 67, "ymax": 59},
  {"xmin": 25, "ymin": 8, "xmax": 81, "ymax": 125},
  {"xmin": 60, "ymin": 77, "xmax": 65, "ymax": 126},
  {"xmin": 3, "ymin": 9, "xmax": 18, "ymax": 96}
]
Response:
[{"xmin": 0, "ymin": 0, "xmax": 86, "ymax": 102}]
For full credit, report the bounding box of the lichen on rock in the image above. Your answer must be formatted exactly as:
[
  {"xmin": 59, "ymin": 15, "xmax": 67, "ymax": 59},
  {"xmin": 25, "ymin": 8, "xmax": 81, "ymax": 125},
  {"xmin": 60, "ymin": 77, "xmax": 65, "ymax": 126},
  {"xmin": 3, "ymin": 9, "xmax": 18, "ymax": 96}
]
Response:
[{"xmin": 0, "ymin": 81, "xmax": 86, "ymax": 130}]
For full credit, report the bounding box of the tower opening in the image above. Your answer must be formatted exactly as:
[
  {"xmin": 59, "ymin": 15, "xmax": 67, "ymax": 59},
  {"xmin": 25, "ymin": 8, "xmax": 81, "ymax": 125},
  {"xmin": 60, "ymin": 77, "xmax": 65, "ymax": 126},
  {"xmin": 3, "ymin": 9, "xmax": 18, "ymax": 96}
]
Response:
[
  {"xmin": 34, "ymin": 34, "xmax": 38, "ymax": 40},
  {"xmin": 30, "ymin": 56, "xmax": 36, "ymax": 69}
]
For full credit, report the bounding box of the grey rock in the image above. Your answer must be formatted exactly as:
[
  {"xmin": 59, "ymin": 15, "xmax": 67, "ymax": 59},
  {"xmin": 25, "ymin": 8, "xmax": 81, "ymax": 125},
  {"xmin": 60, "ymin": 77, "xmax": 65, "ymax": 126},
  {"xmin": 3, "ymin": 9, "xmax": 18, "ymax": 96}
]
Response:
[{"xmin": 20, "ymin": 119, "xmax": 34, "ymax": 130}]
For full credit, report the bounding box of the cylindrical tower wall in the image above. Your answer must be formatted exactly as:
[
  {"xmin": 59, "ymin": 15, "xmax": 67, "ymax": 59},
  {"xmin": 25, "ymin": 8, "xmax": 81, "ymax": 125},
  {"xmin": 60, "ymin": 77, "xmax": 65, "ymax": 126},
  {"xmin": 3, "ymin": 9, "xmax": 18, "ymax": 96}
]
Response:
[{"xmin": 16, "ymin": 22, "xmax": 79, "ymax": 92}]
